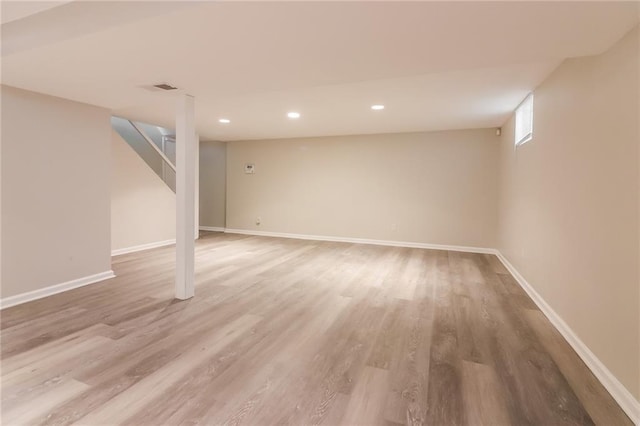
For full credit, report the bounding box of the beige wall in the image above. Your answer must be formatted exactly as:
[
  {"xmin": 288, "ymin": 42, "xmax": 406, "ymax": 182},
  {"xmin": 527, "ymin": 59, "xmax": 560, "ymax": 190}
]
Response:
[
  {"xmin": 199, "ymin": 140, "xmax": 226, "ymax": 229},
  {"xmin": 498, "ymin": 28, "xmax": 639, "ymax": 399},
  {"xmin": 1, "ymin": 86, "xmax": 112, "ymax": 298},
  {"xmin": 227, "ymin": 129, "xmax": 499, "ymax": 248},
  {"xmin": 111, "ymin": 131, "xmax": 176, "ymax": 251}
]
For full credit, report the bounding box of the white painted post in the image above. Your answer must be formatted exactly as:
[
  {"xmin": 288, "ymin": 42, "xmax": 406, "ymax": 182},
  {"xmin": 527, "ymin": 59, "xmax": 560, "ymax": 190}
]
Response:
[
  {"xmin": 194, "ymin": 134, "xmax": 200, "ymax": 240},
  {"xmin": 175, "ymin": 94, "xmax": 196, "ymax": 300}
]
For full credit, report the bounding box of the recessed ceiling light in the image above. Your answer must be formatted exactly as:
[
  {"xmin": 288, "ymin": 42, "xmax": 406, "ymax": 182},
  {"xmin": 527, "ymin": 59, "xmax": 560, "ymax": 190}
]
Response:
[
  {"xmin": 287, "ymin": 112, "xmax": 301, "ymax": 119},
  {"xmin": 371, "ymin": 105, "xmax": 385, "ymax": 110},
  {"xmin": 219, "ymin": 118, "xmax": 230, "ymax": 124}
]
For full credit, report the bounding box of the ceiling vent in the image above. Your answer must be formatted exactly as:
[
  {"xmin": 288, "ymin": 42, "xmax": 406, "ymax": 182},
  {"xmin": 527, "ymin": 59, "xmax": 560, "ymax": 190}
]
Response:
[{"xmin": 152, "ymin": 83, "xmax": 178, "ymax": 91}]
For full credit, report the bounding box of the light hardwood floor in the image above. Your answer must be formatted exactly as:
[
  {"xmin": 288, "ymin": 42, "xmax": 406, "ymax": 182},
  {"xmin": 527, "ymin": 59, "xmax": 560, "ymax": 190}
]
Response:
[{"xmin": 0, "ymin": 232, "xmax": 631, "ymax": 425}]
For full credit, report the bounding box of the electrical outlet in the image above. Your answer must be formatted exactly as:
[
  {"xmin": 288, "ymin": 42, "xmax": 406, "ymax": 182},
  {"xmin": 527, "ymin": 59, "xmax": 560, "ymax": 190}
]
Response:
[
  {"xmin": 391, "ymin": 223, "xmax": 398, "ymax": 232},
  {"xmin": 256, "ymin": 216, "xmax": 261, "ymax": 226}
]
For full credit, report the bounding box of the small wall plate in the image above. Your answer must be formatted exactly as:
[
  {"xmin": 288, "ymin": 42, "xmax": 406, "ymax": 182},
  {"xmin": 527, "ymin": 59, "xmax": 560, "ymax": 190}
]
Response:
[{"xmin": 244, "ymin": 163, "xmax": 255, "ymax": 174}]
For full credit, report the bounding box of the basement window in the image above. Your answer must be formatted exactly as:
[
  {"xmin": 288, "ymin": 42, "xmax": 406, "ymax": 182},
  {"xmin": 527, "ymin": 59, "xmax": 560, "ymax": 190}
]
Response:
[{"xmin": 515, "ymin": 93, "xmax": 534, "ymax": 146}]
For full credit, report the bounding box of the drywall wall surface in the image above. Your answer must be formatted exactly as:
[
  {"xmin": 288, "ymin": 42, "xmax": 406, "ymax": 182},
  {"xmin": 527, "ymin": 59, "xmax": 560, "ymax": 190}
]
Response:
[
  {"xmin": 227, "ymin": 129, "xmax": 499, "ymax": 248},
  {"xmin": 199, "ymin": 140, "xmax": 226, "ymax": 229},
  {"xmin": 1, "ymin": 86, "xmax": 112, "ymax": 298},
  {"xmin": 111, "ymin": 130, "xmax": 176, "ymax": 251},
  {"xmin": 498, "ymin": 27, "xmax": 639, "ymax": 399}
]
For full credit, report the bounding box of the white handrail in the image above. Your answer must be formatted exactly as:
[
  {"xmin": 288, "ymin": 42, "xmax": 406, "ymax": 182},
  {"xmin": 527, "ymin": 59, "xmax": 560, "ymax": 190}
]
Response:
[{"xmin": 128, "ymin": 120, "xmax": 176, "ymax": 172}]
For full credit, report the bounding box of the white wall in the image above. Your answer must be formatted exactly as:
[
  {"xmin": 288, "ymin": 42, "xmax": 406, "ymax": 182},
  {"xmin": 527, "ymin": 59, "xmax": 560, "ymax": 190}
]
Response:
[
  {"xmin": 111, "ymin": 131, "xmax": 176, "ymax": 252},
  {"xmin": 226, "ymin": 129, "xmax": 499, "ymax": 248},
  {"xmin": 498, "ymin": 27, "xmax": 639, "ymax": 400},
  {"xmin": 199, "ymin": 140, "xmax": 226, "ymax": 229},
  {"xmin": 1, "ymin": 86, "xmax": 112, "ymax": 299}
]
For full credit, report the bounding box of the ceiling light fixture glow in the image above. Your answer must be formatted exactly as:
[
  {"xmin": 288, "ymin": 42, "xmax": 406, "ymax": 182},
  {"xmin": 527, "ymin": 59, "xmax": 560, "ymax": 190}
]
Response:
[
  {"xmin": 287, "ymin": 112, "xmax": 301, "ymax": 119},
  {"xmin": 219, "ymin": 118, "xmax": 230, "ymax": 124},
  {"xmin": 371, "ymin": 105, "xmax": 385, "ymax": 110}
]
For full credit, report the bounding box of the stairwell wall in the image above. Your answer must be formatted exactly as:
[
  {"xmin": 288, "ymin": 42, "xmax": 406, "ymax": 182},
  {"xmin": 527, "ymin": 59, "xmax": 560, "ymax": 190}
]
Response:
[{"xmin": 111, "ymin": 130, "xmax": 176, "ymax": 253}]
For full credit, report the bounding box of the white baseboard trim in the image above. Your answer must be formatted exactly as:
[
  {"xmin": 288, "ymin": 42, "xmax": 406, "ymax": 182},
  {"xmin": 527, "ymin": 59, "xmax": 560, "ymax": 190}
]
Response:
[
  {"xmin": 495, "ymin": 252, "xmax": 640, "ymax": 424},
  {"xmin": 199, "ymin": 226, "xmax": 226, "ymax": 233},
  {"xmin": 223, "ymin": 228, "xmax": 495, "ymax": 254},
  {"xmin": 111, "ymin": 239, "xmax": 176, "ymax": 256},
  {"xmin": 0, "ymin": 270, "xmax": 115, "ymax": 310}
]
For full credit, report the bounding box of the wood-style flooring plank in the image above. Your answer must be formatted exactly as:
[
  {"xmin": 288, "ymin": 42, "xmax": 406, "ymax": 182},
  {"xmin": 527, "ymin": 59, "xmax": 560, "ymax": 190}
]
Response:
[
  {"xmin": 425, "ymin": 251, "xmax": 464, "ymax": 426},
  {"xmin": 341, "ymin": 366, "xmax": 390, "ymax": 426},
  {"xmin": 0, "ymin": 232, "xmax": 631, "ymax": 426},
  {"xmin": 2, "ymin": 379, "xmax": 89, "ymax": 425},
  {"xmin": 461, "ymin": 360, "xmax": 511, "ymax": 426},
  {"xmin": 74, "ymin": 314, "xmax": 264, "ymax": 425},
  {"xmin": 524, "ymin": 309, "xmax": 633, "ymax": 426}
]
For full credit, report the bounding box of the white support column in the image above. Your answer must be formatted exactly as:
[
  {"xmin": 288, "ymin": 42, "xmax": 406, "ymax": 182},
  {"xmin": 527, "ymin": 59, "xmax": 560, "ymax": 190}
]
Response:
[
  {"xmin": 175, "ymin": 94, "xmax": 196, "ymax": 300},
  {"xmin": 194, "ymin": 133, "xmax": 200, "ymax": 240}
]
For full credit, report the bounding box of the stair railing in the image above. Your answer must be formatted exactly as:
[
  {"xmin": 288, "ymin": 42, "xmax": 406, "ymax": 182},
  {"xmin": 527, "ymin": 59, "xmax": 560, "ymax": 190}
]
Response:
[{"xmin": 128, "ymin": 120, "xmax": 176, "ymax": 173}]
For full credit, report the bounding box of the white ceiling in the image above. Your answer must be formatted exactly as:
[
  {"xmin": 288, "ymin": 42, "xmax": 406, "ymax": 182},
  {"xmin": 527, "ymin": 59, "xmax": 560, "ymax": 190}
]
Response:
[
  {"xmin": 1, "ymin": 1, "xmax": 71, "ymax": 24},
  {"xmin": 2, "ymin": 1, "xmax": 638, "ymax": 141}
]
